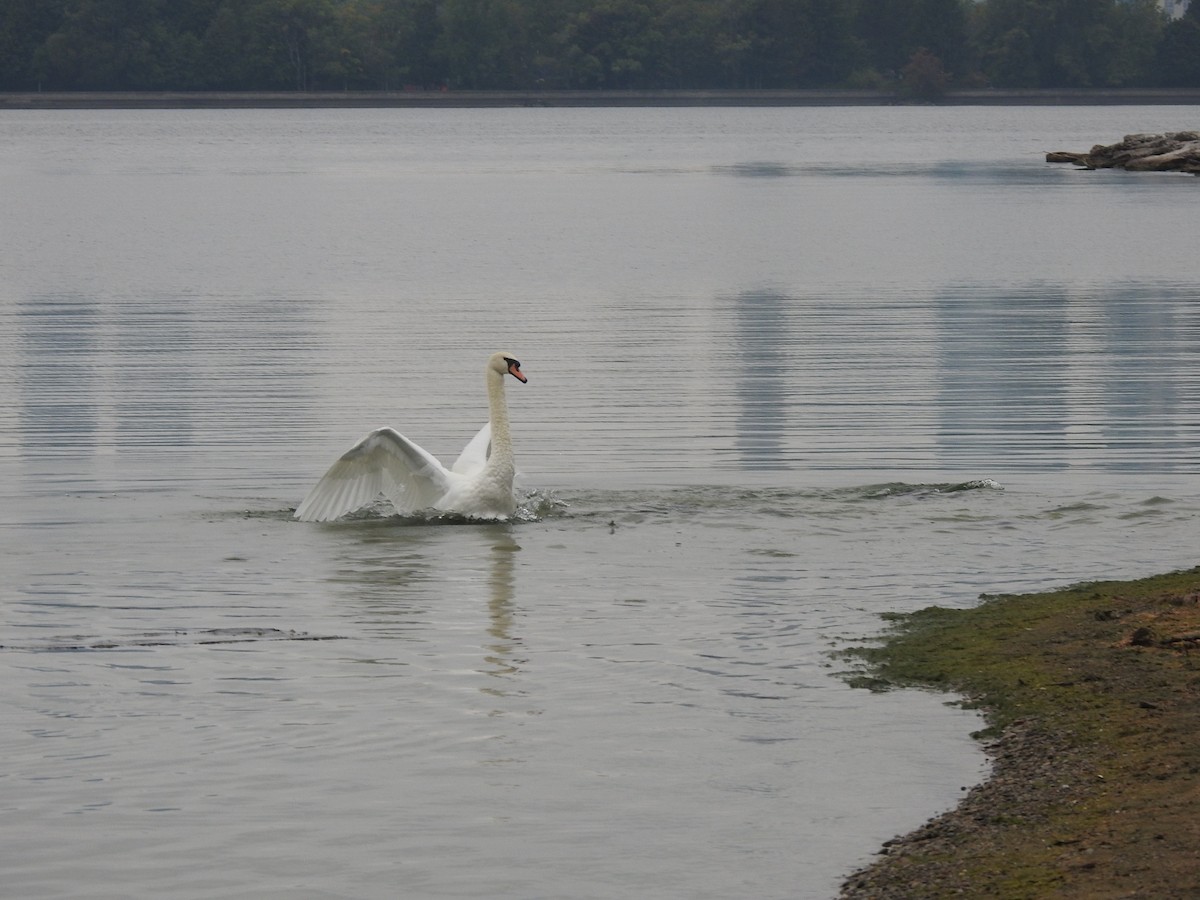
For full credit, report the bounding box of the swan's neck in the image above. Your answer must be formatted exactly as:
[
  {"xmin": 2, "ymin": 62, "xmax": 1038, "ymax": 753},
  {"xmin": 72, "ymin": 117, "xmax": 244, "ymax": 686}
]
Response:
[{"xmin": 485, "ymin": 369, "xmax": 515, "ymax": 473}]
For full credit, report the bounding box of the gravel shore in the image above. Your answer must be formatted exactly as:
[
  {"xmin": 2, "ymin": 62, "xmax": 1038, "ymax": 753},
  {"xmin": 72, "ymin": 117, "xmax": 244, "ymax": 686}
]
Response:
[{"xmin": 839, "ymin": 566, "xmax": 1200, "ymax": 899}]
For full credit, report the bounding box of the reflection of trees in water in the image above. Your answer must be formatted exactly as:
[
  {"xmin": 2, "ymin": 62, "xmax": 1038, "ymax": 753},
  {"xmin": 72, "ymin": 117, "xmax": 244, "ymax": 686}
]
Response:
[
  {"xmin": 723, "ymin": 281, "xmax": 1198, "ymax": 474},
  {"xmin": 935, "ymin": 283, "xmax": 1197, "ymax": 472},
  {"xmin": 935, "ymin": 285, "xmax": 1072, "ymax": 469},
  {"xmin": 17, "ymin": 292, "xmax": 205, "ymax": 456},
  {"xmin": 730, "ymin": 288, "xmax": 794, "ymax": 470},
  {"xmin": 17, "ymin": 294, "xmax": 103, "ymax": 453},
  {"xmin": 1091, "ymin": 284, "xmax": 1195, "ymax": 472},
  {"xmin": 14, "ymin": 291, "xmax": 317, "ymax": 461}
]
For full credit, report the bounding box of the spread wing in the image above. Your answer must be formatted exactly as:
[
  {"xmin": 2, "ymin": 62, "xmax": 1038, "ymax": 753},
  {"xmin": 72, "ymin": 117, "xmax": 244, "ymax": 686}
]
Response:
[
  {"xmin": 450, "ymin": 422, "xmax": 491, "ymax": 476},
  {"xmin": 294, "ymin": 428, "xmax": 454, "ymax": 522}
]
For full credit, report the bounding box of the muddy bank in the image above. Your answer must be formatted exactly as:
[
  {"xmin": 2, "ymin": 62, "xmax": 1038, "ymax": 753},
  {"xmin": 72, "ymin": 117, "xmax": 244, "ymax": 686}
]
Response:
[
  {"xmin": 839, "ymin": 566, "xmax": 1200, "ymax": 899},
  {"xmin": 4, "ymin": 88, "xmax": 1200, "ymax": 109}
]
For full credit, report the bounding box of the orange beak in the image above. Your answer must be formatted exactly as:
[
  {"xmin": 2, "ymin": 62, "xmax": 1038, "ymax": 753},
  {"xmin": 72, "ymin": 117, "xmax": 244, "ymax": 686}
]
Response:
[{"xmin": 508, "ymin": 362, "xmax": 527, "ymax": 383}]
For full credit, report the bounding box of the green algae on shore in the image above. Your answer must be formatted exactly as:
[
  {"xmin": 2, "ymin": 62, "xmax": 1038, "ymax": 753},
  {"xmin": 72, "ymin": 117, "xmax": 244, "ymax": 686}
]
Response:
[{"xmin": 839, "ymin": 566, "xmax": 1200, "ymax": 899}]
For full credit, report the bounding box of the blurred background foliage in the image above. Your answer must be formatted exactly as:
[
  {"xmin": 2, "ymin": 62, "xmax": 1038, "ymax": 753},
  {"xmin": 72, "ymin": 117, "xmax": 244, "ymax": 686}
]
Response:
[{"xmin": 1, "ymin": 0, "xmax": 1197, "ymax": 92}]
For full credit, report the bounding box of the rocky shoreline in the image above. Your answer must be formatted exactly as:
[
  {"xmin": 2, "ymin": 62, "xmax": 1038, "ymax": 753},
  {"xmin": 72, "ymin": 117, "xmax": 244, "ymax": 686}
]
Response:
[
  {"xmin": 839, "ymin": 566, "xmax": 1200, "ymax": 899},
  {"xmin": 1047, "ymin": 131, "xmax": 1200, "ymax": 174}
]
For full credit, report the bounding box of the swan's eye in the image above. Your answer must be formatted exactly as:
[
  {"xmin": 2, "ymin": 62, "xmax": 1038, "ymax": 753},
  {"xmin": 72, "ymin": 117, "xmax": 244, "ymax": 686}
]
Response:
[{"xmin": 505, "ymin": 357, "xmax": 520, "ymax": 368}]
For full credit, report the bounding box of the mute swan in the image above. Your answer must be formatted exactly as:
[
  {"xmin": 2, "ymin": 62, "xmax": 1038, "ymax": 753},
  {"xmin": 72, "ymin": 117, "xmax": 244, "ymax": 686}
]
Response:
[{"xmin": 294, "ymin": 352, "xmax": 528, "ymax": 522}]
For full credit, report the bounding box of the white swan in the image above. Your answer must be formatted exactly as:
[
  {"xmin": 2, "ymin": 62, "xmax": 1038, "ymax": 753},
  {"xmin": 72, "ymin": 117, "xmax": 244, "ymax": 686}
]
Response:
[{"xmin": 294, "ymin": 352, "xmax": 528, "ymax": 522}]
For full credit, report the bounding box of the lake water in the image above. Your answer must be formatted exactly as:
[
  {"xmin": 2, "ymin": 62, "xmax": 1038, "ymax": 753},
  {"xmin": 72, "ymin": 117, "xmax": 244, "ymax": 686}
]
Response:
[{"xmin": 1, "ymin": 106, "xmax": 1198, "ymax": 899}]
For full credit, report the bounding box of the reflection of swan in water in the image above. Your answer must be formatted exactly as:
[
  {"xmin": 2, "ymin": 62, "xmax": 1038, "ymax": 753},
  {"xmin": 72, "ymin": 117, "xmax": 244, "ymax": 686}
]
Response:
[
  {"xmin": 295, "ymin": 352, "xmax": 528, "ymax": 522},
  {"xmin": 483, "ymin": 531, "xmax": 521, "ymax": 681},
  {"xmin": 332, "ymin": 525, "xmax": 524, "ymax": 682}
]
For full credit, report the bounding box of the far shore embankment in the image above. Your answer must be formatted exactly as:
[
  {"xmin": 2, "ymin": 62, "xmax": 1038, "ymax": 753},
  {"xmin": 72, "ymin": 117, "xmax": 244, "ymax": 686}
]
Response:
[{"xmin": 4, "ymin": 87, "xmax": 1200, "ymax": 110}]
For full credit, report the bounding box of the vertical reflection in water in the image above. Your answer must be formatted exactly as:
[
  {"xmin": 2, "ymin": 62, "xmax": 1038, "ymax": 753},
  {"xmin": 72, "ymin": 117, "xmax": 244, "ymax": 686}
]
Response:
[
  {"xmin": 935, "ymin": 287, "xmax": 1071, "ymax": 469},
  {"xmin": 330, "ymin": 525, "xmax": 437, "ymax": 640},
  {"xmin": 17, "ymin": 294, "xmax": 99, "ymax": 454},
  {"xmin": 16, "ymin": 293, "xmax": 201, "ymax": 459},
  {"xmin": 111, "ymin": 299, "xmax": 196, "ymax": 454},
  {"xmin": 730, "ymin": 288, "xmax": 794, "ymax": 470},
  {"xmin": 483, "ymin": 529, "xmax": 521, "ymax": 681},
  {"xmin": 1099, "ymin": 284, "xmax": 1188, "ymax": 471},
  {"xmin": 10, "ymin": 289, "xmax": 325, "ymax": 488},
  {"xmin": 933, "ymin": 283, "xmax": 1200, "ymax": 472},
  {"xmin": 331, "ymin": 522, "xmax": 523, "ymax": 685}
]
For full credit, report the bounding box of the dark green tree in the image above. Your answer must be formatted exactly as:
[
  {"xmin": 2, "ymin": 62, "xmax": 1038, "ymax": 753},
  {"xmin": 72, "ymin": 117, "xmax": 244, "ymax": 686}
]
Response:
[
  {"xmin": 554, "ymin": 0, "xmax": 664, "ymax": 89},
  {"xmin": 1103, "ymin": 0, "xmax": 1165, "ymax": 86},
  {"xmin": 0, "ymin": 0, "xmax": 1177, "ymax": 93},
  {"xmin": 33, "ymin": 0, "xmax": 211, "ymax": 89},
  {"xmin": 201, "ymin": 0, "xmax": 342, "ymax": 90},
  {"xmin": 1156, "ymin": 0, "xmax": 1200, "ymax": 86},
  {"xmin": 434, "ymin": 0, "xmax": 550, "ymax": 89},
  {"xmin": 856, "ymin": 0, "xmax": 917, "ymax": 75},
  {"xmin": 911, "ymin": 0, "xmax": 971, "ymax": 77},
  {"xmin": 712, "ymin": 0, "xmax": 859, "ymax": 88},
  {"xmin": 857, "ymin": 0, "xmax": 969, "ymax": 81},
  {"xmin": 0, "ymin": 0, "xmax": 63, "ymax": 89},
  {"xmin": 977, "ymin": 0, "xmax": 1163, "ymax": 87},
  {"xmin": 805, "ymin": 0, "xmax": 863, "ymax": 85},
  {"xmin": 357, "ymin": 0, "xmax": 443, "ymax": 89},
  {"xmin": 653, "ymin": 0, "xmax": 725, "ymax": 88}
]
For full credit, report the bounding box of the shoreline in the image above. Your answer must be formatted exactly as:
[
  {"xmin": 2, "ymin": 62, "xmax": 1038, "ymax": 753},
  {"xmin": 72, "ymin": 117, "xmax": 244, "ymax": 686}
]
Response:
[
  {"xmin": 4, "ymin": 88, "xmax": 1200, "ymax": 110},
  {"xmin": 838, "ymin": 565, "xmax": 1200, "ymax": 899}
]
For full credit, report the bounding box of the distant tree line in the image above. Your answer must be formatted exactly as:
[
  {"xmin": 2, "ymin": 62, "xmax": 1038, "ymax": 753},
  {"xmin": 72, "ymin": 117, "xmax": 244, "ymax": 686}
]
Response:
[{"xmin": 1, "ymin": 0, "xmax": 1198, "ymax": 94}]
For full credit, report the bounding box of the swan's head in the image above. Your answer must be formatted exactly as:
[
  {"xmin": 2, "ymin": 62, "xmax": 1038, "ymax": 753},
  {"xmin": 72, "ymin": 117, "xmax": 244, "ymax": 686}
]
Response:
[{"xmin": 490, "ymin": 351, "xmax": 527, "ymax": 383}]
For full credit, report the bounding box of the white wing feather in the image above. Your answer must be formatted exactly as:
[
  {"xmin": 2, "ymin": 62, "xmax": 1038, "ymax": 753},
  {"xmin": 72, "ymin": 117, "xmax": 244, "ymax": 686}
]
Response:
[
  {"xmin": 294, "ymin": 428, "xmax": 455, "ymax": 522},
  {"xmin": 450, "ymin": 423, "xmax": 491, "ymax": 475}
]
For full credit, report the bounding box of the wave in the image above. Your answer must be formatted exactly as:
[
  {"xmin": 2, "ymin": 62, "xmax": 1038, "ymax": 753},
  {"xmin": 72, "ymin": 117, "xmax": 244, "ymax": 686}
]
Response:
[
  {"xmin": 2, "ymin": 627, "xmax": 344, "ymax": 653},
  {"xmin": 260, "ymin": 480, "xmax": 1004, "ymax": 526},
  {"xmin": 853, "ymin": 479, "xmax": 1004, "ymax": 500}
]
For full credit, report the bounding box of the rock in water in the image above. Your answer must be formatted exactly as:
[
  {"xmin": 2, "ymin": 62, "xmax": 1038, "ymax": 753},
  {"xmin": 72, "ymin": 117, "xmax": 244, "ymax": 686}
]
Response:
[{"xmin": 1046, "ymin": 131, "xmax": 1200, "ymax": 174}]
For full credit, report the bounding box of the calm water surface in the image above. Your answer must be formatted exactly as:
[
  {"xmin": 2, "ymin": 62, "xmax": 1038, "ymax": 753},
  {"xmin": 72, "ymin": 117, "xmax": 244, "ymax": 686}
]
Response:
[{"xmin": 1, "ymin": 106, "xmax": 1198, "ymax": 899}]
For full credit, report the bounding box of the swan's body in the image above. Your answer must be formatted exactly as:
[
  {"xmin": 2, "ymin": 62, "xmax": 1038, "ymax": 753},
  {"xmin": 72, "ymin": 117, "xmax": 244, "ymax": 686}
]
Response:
[{"xmin": 294, "ymin": 352, "xmax": 527, "ymax": 522}]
